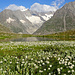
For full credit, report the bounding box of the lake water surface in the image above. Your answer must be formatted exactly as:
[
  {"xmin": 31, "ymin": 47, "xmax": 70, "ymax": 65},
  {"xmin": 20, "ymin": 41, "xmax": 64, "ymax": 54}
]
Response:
[{"xmin": 11, "ymin": 37, "xmax": 58, "ymax": 42}]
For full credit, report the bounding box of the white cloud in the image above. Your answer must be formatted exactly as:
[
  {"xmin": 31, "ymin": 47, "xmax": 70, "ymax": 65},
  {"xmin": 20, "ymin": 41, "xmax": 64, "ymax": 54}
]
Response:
[
  {"xmin": 5, "ymin": 0, "xmax": 65, "ymax": 12},
  {"xmin": 6, "ymin": 4, "xmax": 27, "ymax": 11},
  {"xmin": 51, "ymin": 0, "xmax": 65, "ymax": 8},
  {"xmin": 30, "ymin": 3, "xmax": 57, "ymax": 12}
]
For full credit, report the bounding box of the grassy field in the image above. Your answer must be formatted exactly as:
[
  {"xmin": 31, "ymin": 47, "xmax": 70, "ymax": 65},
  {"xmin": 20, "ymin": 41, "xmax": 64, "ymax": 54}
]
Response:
[
  {"xmin": 0, "ymin": 41, "xmax": 75, "ymax": 75},
  {"xmin": 35, "ymin": 29, "xmax": 75, "ymax": 40}
]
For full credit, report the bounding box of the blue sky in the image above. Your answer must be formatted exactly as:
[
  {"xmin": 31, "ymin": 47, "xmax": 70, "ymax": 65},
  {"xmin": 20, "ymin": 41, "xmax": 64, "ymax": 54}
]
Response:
[{"xmin": 0, "ymin": 0, "xmax": 75, "ymax": 12}]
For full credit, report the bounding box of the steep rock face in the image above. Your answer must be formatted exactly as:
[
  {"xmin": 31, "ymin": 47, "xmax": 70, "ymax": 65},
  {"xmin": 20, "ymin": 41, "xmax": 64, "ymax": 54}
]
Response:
[
  {"xmin": 0, "ymin": 9, "xmax": 54, "ymax": 34},
  {"xmin": 34, "ymin": 1, "xmax": 75, "ymax": 35}
]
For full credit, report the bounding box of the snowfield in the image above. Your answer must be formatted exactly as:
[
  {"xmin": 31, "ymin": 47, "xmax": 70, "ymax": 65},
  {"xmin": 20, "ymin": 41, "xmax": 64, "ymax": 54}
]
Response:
[{"xmin": 26, "ymin": 16, "xmax": 43, "ymax": 24}]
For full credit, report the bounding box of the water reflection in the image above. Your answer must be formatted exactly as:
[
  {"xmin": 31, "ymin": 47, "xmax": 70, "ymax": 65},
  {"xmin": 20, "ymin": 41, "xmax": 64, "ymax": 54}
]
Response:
[{"xmin": 11, "ymin": 37, "xmax": 57, "ymax": 42}]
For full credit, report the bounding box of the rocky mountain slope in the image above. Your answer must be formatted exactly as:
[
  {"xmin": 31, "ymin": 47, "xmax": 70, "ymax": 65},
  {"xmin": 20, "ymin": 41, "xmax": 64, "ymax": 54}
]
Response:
[
  {"xmin": 0, "ymin": 8, "xmax": 54, "ymax": 34},
  {"xmin": 0, "ymin": 23, "xmax": 11, "ymax": 33},
  {"xmin": 34, "ymin": 1, "xmax": 75, "ymax": 35}
]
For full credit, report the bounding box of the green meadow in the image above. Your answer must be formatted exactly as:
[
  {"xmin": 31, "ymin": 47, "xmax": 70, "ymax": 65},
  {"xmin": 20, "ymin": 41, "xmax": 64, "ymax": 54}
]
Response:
[
  {"xmin": 0, "ymin": 41, "xmax": 75, "ymax": 75},
  {"xmin": 0, "ymin": 30, "xmax": 75, "ymax": 75}
]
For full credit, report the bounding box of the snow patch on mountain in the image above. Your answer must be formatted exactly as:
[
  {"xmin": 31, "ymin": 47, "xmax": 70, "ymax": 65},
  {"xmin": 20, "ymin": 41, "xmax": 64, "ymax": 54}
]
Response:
[
  {"xmin": 42, "ymin": 14, "xmax": 53, "ymax": 21},
  {"xmin": 19, "ymin": 6, "xmax": 28, "ymax": 11},
  {"xmin": 45, "ymin": 14, "xmax": 53, "ymax": 18},
  {"xmin": 20, "ymin": 20, "xmax": 26, "ymax": 24},
  {"xmin": 6, "ymin": 17, "xmax": 15, "ymax": 23},
  {"xmin": 26, "ymin": 16, "xmax": 43, "ymax": 24}
]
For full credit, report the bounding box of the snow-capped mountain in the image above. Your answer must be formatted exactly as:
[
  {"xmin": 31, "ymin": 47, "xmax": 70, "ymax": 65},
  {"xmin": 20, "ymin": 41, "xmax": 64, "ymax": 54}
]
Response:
[{"xmin": 0, "ymin": 8, "xmax": 54, "ymax": 34}]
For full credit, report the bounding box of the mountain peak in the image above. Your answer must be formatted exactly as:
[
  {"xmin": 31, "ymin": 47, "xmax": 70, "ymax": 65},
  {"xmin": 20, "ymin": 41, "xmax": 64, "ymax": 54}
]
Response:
[{"xmin": 34, "ymin": 1, "xmax": 75, "ymax": 35}]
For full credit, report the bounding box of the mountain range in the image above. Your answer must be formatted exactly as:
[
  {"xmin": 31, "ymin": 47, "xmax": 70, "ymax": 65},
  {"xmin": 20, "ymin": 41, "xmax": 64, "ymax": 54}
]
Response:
[
  {"xmin": 0, "ymin": 1, "xmax": 75, "ymax": 35},
  {"xmin": 34, "ymin": 1, "xmax": 75, "ymax": 35},
  {"xmin": 0, "ymin": 8, "xmax": 54, "ymax": 34}
]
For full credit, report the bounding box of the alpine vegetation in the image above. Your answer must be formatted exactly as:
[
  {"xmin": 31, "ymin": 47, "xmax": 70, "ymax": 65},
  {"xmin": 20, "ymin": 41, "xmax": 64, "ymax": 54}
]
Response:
[{"xmin": 0, "ymin": 41, "xmax": 75, "ymax": 75}]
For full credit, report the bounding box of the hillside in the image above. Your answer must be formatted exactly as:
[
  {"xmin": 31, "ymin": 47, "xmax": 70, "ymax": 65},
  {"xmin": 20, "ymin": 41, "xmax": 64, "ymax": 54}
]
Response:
[
  {"xmin": 0, "ymin": 9, "xmax": 29, "ymax": 34},
  {"xmin": 34, "ymin": 1, "xmax": 75, "ymax": 35},
  {"xmin": 0, "ymin": 23, "xmax": 11, "ymax": 32},
  {"xmin": 41, "ymin": 29, "xmax": 75, "ymax": 40}
]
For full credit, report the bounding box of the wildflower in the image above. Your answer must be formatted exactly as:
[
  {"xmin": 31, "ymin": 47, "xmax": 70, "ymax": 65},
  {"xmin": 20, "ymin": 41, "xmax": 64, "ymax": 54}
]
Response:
[
  {"xmin": 42, "ymin": 63, "xmax": 45, "ymax": 65},
  {"xmin": 46, "ymin": 61, "xmax": 49, "ymax": 64},
  {"xmin": 21, "ymin": 64, "xmax": 23, "ymax": 66},
  {"xmin": 39, "ymin": 64, "xmax": 42, "ymax": 66},
  {"xmin": 73, "ymin": 61, "xmax": 75, "ymax": 63},
  {"xmin": 3, "ymin": 71, "xmax": 7, "ymax": 73},
  {"xmin": 40, "ymin": 60, "xmax": 43, "ymax": 63},
  {"xmin": 58, "ymin": 57, "xmax": 60, "ymax": 60},
  {"xmin": 65, "ymin": 58, "xmax": 69, "ymax": 61},
  {"xmin": 57, "ymin": 68, "xmax": 60, "ymax": 72},
  {"xmin": 26, "ymin": 56, "xmax": 27, "ymax": 59},
  {"xmin": 54, "ymin": 55, "xmax": 56, "ymax": 57},
  {"xmin": 22, "ymin": 59, "xmax": 24, "ymax": 61},
  {"xmin": 69, "ymin": 65, "xmax": 74, "ymax": 69},
  {"xmin": 68, "ymin": 70, "xmax": 70, "ymax": 73},
  {"xmin": 72, "ymin": 64, "xmax": 74, "ymax": 67},
  {"xmin": 4, "ymin": 59, "xmax": 7, "ymax": 61},
  {"xmin": 1, "ymin": 48, "xmax": 3, "ymax": 50},
  {"xmin": 35, "ymin": 66, "xmax": 38, "ymax": 69},
  {"xmin": 15, "ymin": 57, "xmax": 17, "ymax": 59},
  {"xmin": 10, "ymin": 62, "xmax": 12, "ymax": 64},
  {"xmin": 49, "ymin": 65, "xmax": 52, "ymax": 67},
  {"xmin": 68, "ymin": 62, "xmax": 71, "ymax": 65},
  {"xmin": 67, "ymin": 56, "xmax": 71, "ymax": 59},
  {"xmin": 22, "ymin": 61, "xmax": 25, "ymax": 64},
  {"xmin": 39, "ymin": 70, "xmax": 43, "ymax": 73},
  {"xmin": 16, "ymin": 62, "xmax": 19, "ymax": 64},
  {"xmin": 44, "ymin": 69, "xmax": 46, "ymax": 71},
  {"xmin": 65, "ymin": 63, "xmax": 67, "ymax": 66},
  {"xmin": 59, "ymin": 61, "xmax": 61, "ymax": 64},
  {"xmin": 72, "ymin": 70, "xmax": 74, "ymax": 72},
  {"xmin": 49, "ymin": 73, "xmax": 51, "ymax": 75},
  {"xmin": 0, "ymin": 68, "xmax": 3, "ymax": 71},
  {"xmin": 60, "ymin": 67, "xmax": 63, "ymax": 70},
  {"xmin": 65, "ymin": 61, "xmax": 67, "ymax": 64},
  {"xmin": 38, "ymin": 61, "xmax": 40, "ymax": 63},
  {"xmin": 34, "ymin": 63, "xmax": 36, "ymax": 66},
  {"xmin": 43, "ymin": 57, "xmax": 45, "ymax": 60},
  {"xmin": 31, "ymin": 58, "xmax": 33, "ymax": 60},
  {"xmin": 47, "ymin": 57, "xmax": 49, "ymax": 60},
  {"xmin": 0, "ymin": 61, "xmax": 3, "ymax": 64},
  {"xmin": 35, "ymin": 60, "xmax": 37, "ymax": 62},
  {"xmin": 48, "ymin": 68, "xmax": 50, "ymax": 70}
]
